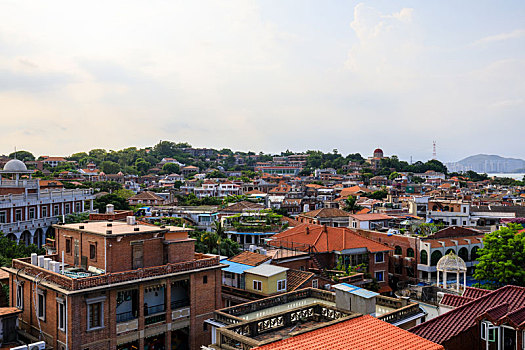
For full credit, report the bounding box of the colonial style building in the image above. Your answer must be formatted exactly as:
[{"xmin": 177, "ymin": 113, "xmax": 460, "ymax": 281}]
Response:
[
  {"xmin": 0, "ymin": 159, "xmax": 94, "ymax": 246},
  {"xmin": 2, "ymin": 220, "xmax": 223, "ymax": 350}
]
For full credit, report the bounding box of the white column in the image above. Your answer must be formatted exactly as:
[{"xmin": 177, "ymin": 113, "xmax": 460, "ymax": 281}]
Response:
[
  {"xmin": 443, "ymin": 271, "xmax": 447, "ymax": 289},
  {"xmin": 437, "ymin": 270, "xmax": 440, "ymax": 287},
  {"xmin": 463, "ymin": 272, "xmax": 467, "ymax": 291},
  {"xmin": 90, "ymin": 200, "xmax": 94, "ymax": 212},
  {"xmin": 457, "ymin": 272, "xmax": 460, "ymax": 292}
]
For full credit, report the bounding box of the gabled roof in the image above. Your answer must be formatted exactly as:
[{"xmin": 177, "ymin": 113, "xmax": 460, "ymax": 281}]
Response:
[
  {"xmin": 227, "ymin": 251, "xmax": 271, "ymax": 266},
  {"xmin": 245, "ymin": 264, "xmax": 288, "ymax": 277},
  {"xmin": 348, "ymin": 213, "xmax": 394, "ymax": 221},
  {"xmin": 300, "ymin": 208, "xmax": 351, "ymax": 218},
  {"xmin": 221, "ymin": 201, "xmax": 265, "ymax": 213},
  {"xmin": 269, "ymin": 223, "xmax": 392, "ymax": 253},
  {"xmin": 286, "ymin": 269, "xmax": 314, "ymax": 291},
  {"xmin": 462, "ymin": 286, "xmax": 492, "ymax": 299},
  {"xmin": 253, "ymin": 315, "xmax": 444, "ymax": 350},
  {"xmin": 128, "ymin": 191, "xmax": 164, "ymax": 201},
  {"xmin": 411, "ymin": 285, "xmax": 525, "ymax": 344}
]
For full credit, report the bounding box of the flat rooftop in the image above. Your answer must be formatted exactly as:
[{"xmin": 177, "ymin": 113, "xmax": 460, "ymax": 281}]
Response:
[{"xmin": 58, "ymin": 221, "xmax": 165, "ymax": 236}]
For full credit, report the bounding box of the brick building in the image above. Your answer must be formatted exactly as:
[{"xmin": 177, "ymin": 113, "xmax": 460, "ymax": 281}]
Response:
[{"xmin": 2, "ymin": 219, "xmax": 223, "ymax": 350}]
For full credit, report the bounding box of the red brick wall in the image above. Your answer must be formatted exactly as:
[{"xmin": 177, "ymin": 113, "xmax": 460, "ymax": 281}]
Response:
[{"xmin": 166, "ymin": 240, "xmax": 195, "ymax": 264}]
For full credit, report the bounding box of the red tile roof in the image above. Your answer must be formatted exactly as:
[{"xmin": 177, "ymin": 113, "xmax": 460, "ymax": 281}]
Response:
[
  {"xmin": 227, "ymin": 251, "xmax": 270, "ymax": 266},
  {"xmin": 440, "ymin": 294, "xmax": 473, "ymax": 308},
  {"xmin": 411, "ymin": 285, "xmax": 525, "ymax": 344},
  {"xmin": 300, "ymin": 208, "xmax": 351, "ymax": 218},
  {"xmin": 462, "ymin": 286, "xmax": 492, "ymax": 299},
  {"xmin": 269, "ymin": 223, "xmax": 392, "ymax": 253},
  {"xmin": 253, "ymin": 315, "xmax": 444, "ymax": 350},
  {"xmin": 286, "ymin": 269, "xmax": 314, "ymax": 291}
]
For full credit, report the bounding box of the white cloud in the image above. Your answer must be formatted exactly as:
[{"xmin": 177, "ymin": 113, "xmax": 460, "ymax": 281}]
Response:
[{"xmin": 473, "ymin": 29, "xmax": 525, "ymax": 46}]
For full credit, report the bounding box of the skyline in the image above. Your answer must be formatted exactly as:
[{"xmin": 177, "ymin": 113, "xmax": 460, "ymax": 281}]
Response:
[{"xmin": 1, "ymin": 0, "xmax": 524, "ymax": 162}]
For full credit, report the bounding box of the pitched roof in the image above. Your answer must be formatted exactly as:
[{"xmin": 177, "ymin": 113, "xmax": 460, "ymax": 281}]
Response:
[
  {"xmin": 253, "ymin": 315, "xmax": 444, "ymax": 350},
  {"xmin": 286, "ymin": 269, "xmax": 314, "ymax": 291},
  {"xmin": 245, "ymin": 264, "xmax": 288, "ymax": 277},
  {"xmin": 440, "ymin": 294, "xmax": 474, "ymax": 308},
  {"xmin": 128, "ymin": 191, "xmax": 165, "ymax": 201},
  {"xmin": 349, "ymin": 213, "xmax": 394, "ymax": 221},
  {"xmin": 227, "ymin": 251, "xmax": 271, "ymax": 266},
  {"xmin": 269, "ymin": 223, "xmax": 392, "ymax": 253},
  {"xmin": 221, "ymin": 201, "xmax": 265, "ymax": 213},
  {"xmin": 411, "ymin": 285, "xmax": 525, "ymax": 344},
  {"xmin": 462, "ymin": 286, "xmax": 492, "ymax": 299},
  {"xmin": 300, "ymin": 208, "xmax": 351, "ymax": 218}
]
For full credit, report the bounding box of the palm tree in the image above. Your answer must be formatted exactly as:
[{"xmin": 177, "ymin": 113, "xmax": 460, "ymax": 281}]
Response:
[
  {"xmin": 213, "ymin": 221, "xmax": 227, "ymax": 240},
  {"xmin": 343, "ymin": 195, "xmax": 363, "ymax": 213}
]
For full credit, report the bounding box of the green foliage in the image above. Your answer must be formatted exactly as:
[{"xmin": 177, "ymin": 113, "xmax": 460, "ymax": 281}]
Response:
[
  {"xmin": 190, "ymin": 230, "xmax": 240, "ymax": 257},
  {"xmin": 88, "ymin": 181, "xmax": 122, "ymax": 193},
  {"xmin": 206, "ymin": 170, "xmax": 227, "ymax": 178},
  {"xmin": 364, "ymin": 189, "xmax": 388, "ymax": 200},
  {"xmin": 412, "ymin": 176, "xmax": 425, "ymax": 184},
  {"xmin": 379, "ymin": 156, "xmax": 447, "ymax": 174},
  {"xmin": 343, "ymin": 196, "xmax": 363, "ymax": 213},
  {"xmin": 100, "ymin": 160, "xmax": 120, "ymax": 174},
  {"xmin": 93, "ymin": 193, "xmax": 130, "ymax": 213},
  {"xmin": 473, "ymin": 224, "xmax": 525, "ymax": 288},
  {"xmin": 0, "ymin": 233, "xmax": 45, "ymax": 267},
  {"xmin": 9, "ymin": 150, "xmax": 35, "ymax": 162},
  {"xmin": 135, "ymin": 158, "xmax": 151, "ymax": 175},
  {"xmin": 176, "ymin": 193, "xmax": 222, "ymax": 206},
  {"xmin": 64, "ymin": 212, "xmax": 90, "ymax": 224},
  {"xmin": 162, "ymin": 163, "xmax": 180, "ymax": 174},
  {"xmin": 466, "ymin": 170, "xmax": 489, "ymax": 182}
]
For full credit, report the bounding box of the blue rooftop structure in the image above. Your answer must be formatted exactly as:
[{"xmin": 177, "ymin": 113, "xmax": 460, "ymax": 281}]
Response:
[
  {"xmin": 334, "ymin": 283, "xmax": 379, "ymax": 299},
  {"xmin": 220, "ymin": 259, "xmax": 254, "ymax": 275}
]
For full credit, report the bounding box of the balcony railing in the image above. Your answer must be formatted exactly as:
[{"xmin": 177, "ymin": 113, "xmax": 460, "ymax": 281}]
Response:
[
  {"xmin": 145, "ymin": 303, "xmax": 165, "ymax": 316},
  {"xmin": 116, "ymin": 311, "xmax": 138, "ymax": 323},
  {"xmin": 171, "ymin": 298, "xmax": 190, "ymax": 309},
  {"xmin": 11, "ymin": 253, "xmax": 220, "ymax": 291}
]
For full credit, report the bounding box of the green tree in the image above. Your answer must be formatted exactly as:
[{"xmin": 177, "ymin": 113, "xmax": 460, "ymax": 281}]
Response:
[
  {"xmin": 388, "ymin": 172, "xmax": 400, "ymax": 180},
  {"xmin": 0, "ymin": 233, "xmax": 45, "ymax": 267},
  {"xmin": 100, "ymin": 160, "xmax": 121, "ymax": 174},
  {"xmin": 343, "ymin": 196, "xmax": 363, "ymax": 213},
  {"xmin": 474, "ymin": 224, "xmax": 525, "ymax": 288},
  {"xmin": 8, "ymin": 150, "xmax": 35, "ymax": 162},
  {"xmin": 135, "ymin": 158, "xmax": 151, "ymax": 174},
  {"xmin": 162, "ymin": 163, "xmax": 180, "ymax": 174},
  {"xmin": 93, "ymin": 194, "xmax": 130, "ymax": 212}
]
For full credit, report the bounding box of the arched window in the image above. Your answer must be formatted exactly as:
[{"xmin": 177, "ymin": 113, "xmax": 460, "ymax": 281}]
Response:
[
  {"xmin": 445, "ymin": 248, "xmax": 455, "ymax": 255},
  {"xmin": 431, "ymin": 250, "xmax": 443, "ymax": 266},
  {"xmin": 458, "ymin": 247, "xmax": 469, "ymax": 262},
  {"xmin": 394, "ymin": 246, "xmax": 402, "ymax": 255},
  {"xmin": 407, "ymin": 248, "xmax": 415, "ymax": 258},
  {"xmin": 471, "ymin": 246, "xmax": 480, "ymax": 261},
  {"xmin": 421, "ymin": 250, "xmax": 428, "ymax": 265}
]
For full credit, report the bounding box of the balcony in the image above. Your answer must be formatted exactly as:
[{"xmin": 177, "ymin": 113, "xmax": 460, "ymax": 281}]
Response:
[
  {"xmin": 10, "ymin": 253, "xmax": 220, "ymax": 291},
  {"xmin": 0, "ymin": 217, "xmax": 57, "ymax": 234}
]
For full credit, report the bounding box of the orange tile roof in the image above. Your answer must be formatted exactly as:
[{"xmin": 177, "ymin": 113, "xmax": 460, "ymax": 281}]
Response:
[
  {"xmin": 270, "ymin": 224, "xmax": 392, "ymax": 253},
  {"xmin": 253, "ymin": 315, "xmax": 444, "ymax": 350},
  {"xmin": 228, "ymin": 251, "xmax": 271, "ymax": 266},
  {"xmin": 0, "ymin": 307, "xmax": 22, "ymax": 316}
]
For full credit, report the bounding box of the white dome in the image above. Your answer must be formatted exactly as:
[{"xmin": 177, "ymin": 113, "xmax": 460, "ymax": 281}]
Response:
[
  {"xmin": 2, "ymin": 159, "xmax": 28, "ymax": 172},
  {"xmin": 436, "ymin": 252, "xmax": 467, "ymax": 272}
]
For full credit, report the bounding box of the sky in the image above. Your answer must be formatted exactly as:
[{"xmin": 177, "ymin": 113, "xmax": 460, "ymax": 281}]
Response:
[{"xmin": 0, "ymin": 0, "xmax": 524, "ymax": 162}]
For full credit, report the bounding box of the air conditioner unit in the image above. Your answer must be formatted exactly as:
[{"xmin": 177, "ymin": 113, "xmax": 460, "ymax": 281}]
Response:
[{"xmin": 28, "ymin": 342, "xmax": 46, "ymax": 350}]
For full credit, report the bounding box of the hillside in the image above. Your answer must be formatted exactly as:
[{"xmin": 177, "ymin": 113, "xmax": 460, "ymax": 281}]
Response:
[{"xmin": 446, "ymin": 154, "xmax": 525, "ymax": 173}]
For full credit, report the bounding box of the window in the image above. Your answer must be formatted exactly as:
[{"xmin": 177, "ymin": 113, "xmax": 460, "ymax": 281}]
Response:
[
  {"xmin": 203, "ymin": 322, "xmax": 208, "ymax": 331},
  {"xmin": 75, "ymin": 202, "xmax": 81, "ymax": 213},
  {"xmin": 407, "ymin": 248, "xmax": 415, "ymax": 258},
  {"xmin": 375, "ymin": 252, "xmax": 384, "ymax": 263},
  {"xmin": 203, "ymin": 275, "xmax": 208, "ymax": 284},
  {"xmin": 54, "ymin": 205, "xmax": 60, "ymax": 216},
  {"xmin": 57, "ymin": 298, "xmax": 66, "ymax": 331},
  {"xmin": 37, "ymin": 290, "xmax": 46, "ymax": 321},
  {"xmin": 394, "ymin": 246, "xmax": 402, "ymax": 255},
  {"xmin": 451, "ymin": 219, "xmax": 457, "ymax": 225},
  {"xmin": 352, "ymin": 221, "xmax": 357, "ymax": 228},
  {"xmin": 65, "ymin": 204, "xmax": 70, "ymax": 215},
  {"xmin": 16, "ymin": 283, "xmax": 23, "ymax": 309},
  {"xmin": 253, "ymin": 280, "xmax": 262, "ymax": 291},
  {"xmin": 65, "ymin": 238, "xmax": 72, "ymax": 254},
  {"xmin": 89, "ymin": 243, "xmax": 97, "ymax": 260},
  {"xmin": 312, "ymin": 279, "xmax": 318, "ymax": 289},
  {"xmin": 277, "ymin": 280, "xmax": 286, "ymax": 292},
  {"xmin": 0, "ymin": 211, "xmax": 5, "ymax": 223},
  {"xmin": 480, "ymin": 321, "xmax": 499, "ymax": 343},
  {"xmin": 42, "ymin": 206, "xmax": 48, "ymax": 218},
  {"xmin": 86, "ymin": 296, "xmax": 105, "ymax": 331},
  {"xmin": 375, "ymin": 271, "xmax": 385, "ymax": 282},
  {"xmin": 28, "ymin": 207, "xmax": 35, "ymax": 220},
  {"xmin": 15, "ymin": 209, "xmax": 22, "ymax": 222}
]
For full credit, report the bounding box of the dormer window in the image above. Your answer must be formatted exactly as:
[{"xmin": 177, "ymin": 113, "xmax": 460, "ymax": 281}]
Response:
[{"xmin": 480, "ymin": 321, "xmax": 499, "ymax": 344}]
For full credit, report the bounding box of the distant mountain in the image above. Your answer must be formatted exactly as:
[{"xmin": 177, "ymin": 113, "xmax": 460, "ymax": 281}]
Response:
[{"xmin": 446, "ymin": 154, "xmax": 525, "ymax": 173}]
